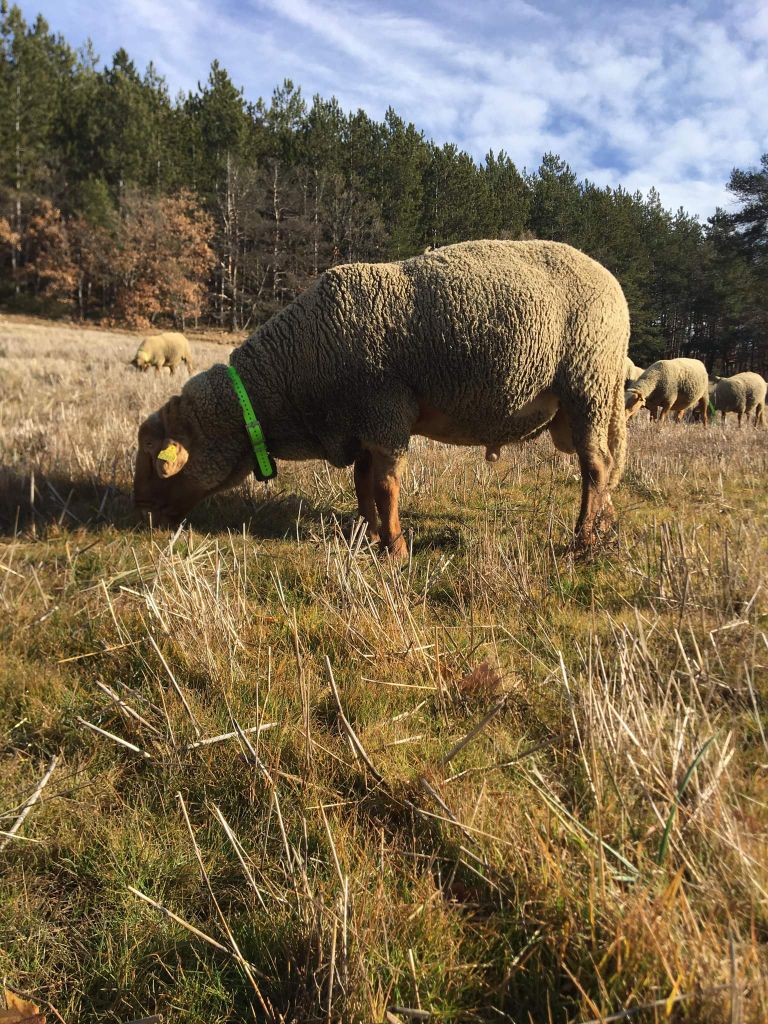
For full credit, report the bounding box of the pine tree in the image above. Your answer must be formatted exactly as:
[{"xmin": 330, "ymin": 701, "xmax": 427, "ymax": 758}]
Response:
[
  {"xmin": 0, "ymin": 4, "xmax": 75, "ymax": 290},
  {"xmin": 528, "ymin": 153, "xmax": 580, "ymax": 241},
  {"xmin": 483, "ymin": 150, "xmax": 530, "ymax": 238},
  {"xmin": 379, "ymin": 108, "xmax": 427, "ymax": 258}
]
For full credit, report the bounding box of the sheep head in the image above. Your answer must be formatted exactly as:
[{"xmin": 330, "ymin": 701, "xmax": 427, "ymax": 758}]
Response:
[
  {"xmin": 624, "ymin": 388, "xmax": 645, "ymax": 419},
  {"xmin": 133, "ymin": 378, "xmax": 253, "ymax": 526},
  {"xmin": 132, "ymin": 349, "xmax": 151, "ymax": 371}
]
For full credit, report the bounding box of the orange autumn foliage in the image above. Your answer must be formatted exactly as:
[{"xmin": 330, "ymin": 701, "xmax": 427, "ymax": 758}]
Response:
[
  {"xmin": 15, "ymin": 190, "xmax": 214, "ymax": 327},
  {"xmin": 110, "ymin": 190, "xmax": 215, "ymax": 328}
]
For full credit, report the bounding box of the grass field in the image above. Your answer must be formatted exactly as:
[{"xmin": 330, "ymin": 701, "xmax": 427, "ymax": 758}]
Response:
[{"xmin": 1, "ymin": 316, "xmax": 767, "ymax": 1023}]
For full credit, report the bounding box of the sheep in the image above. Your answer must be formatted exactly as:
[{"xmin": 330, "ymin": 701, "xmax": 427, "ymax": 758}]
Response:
[
  {"xmin": 711, "ymin": 371, "xmax": 767, "ymax": 427},
  {"xmin": 134, "ymin": 240, "xmax": 629, "ymax": 554},
  {"xmin": 625, "ymin": 356, "xmax": 644, "ymax": 390},
  {"xmin": 132, "ymin": 332, "xmax": 193, "ymax": 374},
  {"xmin": 625, "ymin": 358, "xmax": 709, "ymax": 424}
]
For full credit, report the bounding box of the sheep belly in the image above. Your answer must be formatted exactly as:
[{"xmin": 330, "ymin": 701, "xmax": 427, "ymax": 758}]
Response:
[{"xmin": 413, "ymin": 390, "xmax": 559, "ymax": 447}]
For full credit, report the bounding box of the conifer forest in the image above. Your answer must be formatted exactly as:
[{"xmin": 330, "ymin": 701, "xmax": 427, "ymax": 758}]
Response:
[{"xmin": 1, "ymin": 3, "xmax": 767, "ymax": 370}]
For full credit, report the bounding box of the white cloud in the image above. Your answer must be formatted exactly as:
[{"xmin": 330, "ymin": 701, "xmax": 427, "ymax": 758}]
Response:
[{"xmin": 21, "ymin": 0, "xmax": 768, "ymax": 219}]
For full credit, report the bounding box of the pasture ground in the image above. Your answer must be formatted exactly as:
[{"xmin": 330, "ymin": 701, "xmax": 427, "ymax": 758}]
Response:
[{"xmin": 1, "ymin": 316, "xmax": 767, "ymax": 1023}]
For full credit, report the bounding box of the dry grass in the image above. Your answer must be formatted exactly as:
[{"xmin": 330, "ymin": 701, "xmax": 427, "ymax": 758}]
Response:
[{"xmin": 1, "ymin": 319, "xmax": 767, "ymax": 1023}]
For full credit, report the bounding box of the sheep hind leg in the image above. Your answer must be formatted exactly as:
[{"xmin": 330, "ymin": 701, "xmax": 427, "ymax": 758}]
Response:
[
  {"xmin": 573, "ymin": 415, "xmax": 618, "ymax": 552},
  {"xmin": 600, "ymin": 381, "xmax": 626, "ymax": 534},
  {"xmin": 353, "ymin": 451, "xmax": 380, "ymax": 543},
  {"xmin": 575, "ymin": 443, "xmax": 613, "ymax": 548},
  {"xmin": 370, "ymin": 450, "xmax": 408, "ymax": 559},
  {"xmin": 549, "ymin": 405, "xmax": 617, "ymax": 538}
]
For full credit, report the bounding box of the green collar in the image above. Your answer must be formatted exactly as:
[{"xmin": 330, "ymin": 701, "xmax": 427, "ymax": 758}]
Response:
[{"xmin": 226, "ymin": 365, "xmax": 277, "ymax": 481}]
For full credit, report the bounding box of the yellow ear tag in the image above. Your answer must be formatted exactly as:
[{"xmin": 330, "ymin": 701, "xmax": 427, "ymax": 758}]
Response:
[{"xmin": 157, "ymin": 443, "xmax": 178, "ymax": 463}]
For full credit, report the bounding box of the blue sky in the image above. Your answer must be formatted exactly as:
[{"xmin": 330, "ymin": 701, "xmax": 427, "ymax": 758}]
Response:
[{"xmin": 19, "ymin": 0, "xmax": 768, "ymax": 220}]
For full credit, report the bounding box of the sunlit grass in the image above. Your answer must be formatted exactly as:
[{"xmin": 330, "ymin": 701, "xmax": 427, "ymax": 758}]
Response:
[{"xmin": 1, "ymin": 318, "xmax": 767, "ymax": 1022}]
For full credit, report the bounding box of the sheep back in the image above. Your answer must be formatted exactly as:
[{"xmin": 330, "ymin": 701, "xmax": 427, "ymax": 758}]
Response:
[{"xmin": 237, "ymin": 239, "xmax": 629, "ymax": 466}]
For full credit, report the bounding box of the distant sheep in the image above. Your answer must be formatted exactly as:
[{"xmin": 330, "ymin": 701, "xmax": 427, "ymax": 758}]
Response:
[
  {"xmin": 625, "ymin": 358, "xmax": 709, "ymax": 424},
  {"xmin": 712, "ymin": 372, "xmax": 767, "ymax": 427},
  {"xmin": 134, "ymin": 240, "xmax": 629, "ymax": 551},
  {"xmin": 132, "ymin": 332, "xmax": 193, "ymax": 374},
  {"xmin": 625, "ymin": 357, "xmax": 644, "ymax": 385}
]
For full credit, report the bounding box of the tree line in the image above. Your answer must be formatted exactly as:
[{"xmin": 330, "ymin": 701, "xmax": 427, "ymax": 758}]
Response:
[{"xmin": 1, "ymin": 3, "xmax": 767, "ymax": 371}]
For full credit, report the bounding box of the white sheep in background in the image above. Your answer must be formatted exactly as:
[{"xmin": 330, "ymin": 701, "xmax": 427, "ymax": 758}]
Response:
[
  {"xmin": 132, "ymin": 332, "xmax": 194, "ymax": 374},
  {"xmin": 625, "ymin": 358, "xmax": 709, "ymax": 424},
  {"xmin": 712, "ymin": 371, "xmax": 767, "ymax": 427},
  {"xmin": 625, "ymin": 357, "xmax": 644, "ymax": 385}
]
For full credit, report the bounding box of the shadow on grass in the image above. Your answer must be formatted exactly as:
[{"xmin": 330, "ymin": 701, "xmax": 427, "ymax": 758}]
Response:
[
  {"xmin": 0, "ymin": 466, "xmax": 135, "ymax": 536},
  {"xmin": 0, "ymin": 465, "xmax": 331, "ymax": 544}
]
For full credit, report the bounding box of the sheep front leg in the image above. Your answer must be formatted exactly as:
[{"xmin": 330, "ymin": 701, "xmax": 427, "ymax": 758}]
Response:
[
  {"xmin": 353, "ymin": 451, "xmax": 380, "ymax": 543},
  {"xmin": 697, "ymin": 396, "xmax": 708, "ymax": 426},
  {"xmin": 371, "ymin": 450, "xmax": 408, "ymax": 559}
]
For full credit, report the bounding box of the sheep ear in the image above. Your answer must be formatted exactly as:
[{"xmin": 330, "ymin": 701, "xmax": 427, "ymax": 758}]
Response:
[
  {"xmin": 154, "ymin": 396, "xmax": 193, "ymax": 478},
  {"xmin": 155, "ymin": 438, "xmax": 189, "ymax": 478}
]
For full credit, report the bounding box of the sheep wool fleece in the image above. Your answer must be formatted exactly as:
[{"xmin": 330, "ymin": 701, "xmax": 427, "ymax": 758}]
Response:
[
  {"xmin": 230, "ymin": 240, "xmax": 629, "ymax": 469},
  {"xmin": 135, "ymin": 240, "xmax": 630, "ymax": 545},
  {"xmin": 625, "ymin": 357, "xmax": 643, "ymax": 383}
]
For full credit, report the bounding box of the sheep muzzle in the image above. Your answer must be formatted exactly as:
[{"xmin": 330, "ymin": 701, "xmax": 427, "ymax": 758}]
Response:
[{"xmin": 624, "ymin": 390, "xmax": 645, "ymax": 419}]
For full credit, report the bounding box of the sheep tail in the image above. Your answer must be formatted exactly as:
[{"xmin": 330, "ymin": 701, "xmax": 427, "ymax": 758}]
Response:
[{"xmin": 607, "ymin": 374, "xmax": 626, "ymax": 491}]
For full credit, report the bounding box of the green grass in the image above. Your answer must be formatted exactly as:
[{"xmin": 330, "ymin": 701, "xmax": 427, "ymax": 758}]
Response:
[{"xmin": 1, "ymin": 322, "xmax": 768, "ymax": 1022}]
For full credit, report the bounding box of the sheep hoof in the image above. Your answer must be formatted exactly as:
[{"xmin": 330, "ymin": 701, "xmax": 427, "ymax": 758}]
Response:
[{"xmin": 380, "ymin": 534, "xmax": 408, "ymax": 560}]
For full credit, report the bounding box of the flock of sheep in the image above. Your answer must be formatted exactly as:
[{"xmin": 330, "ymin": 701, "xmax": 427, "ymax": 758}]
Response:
[
  {"xmin": 625, "ymin": 357, "xmax": 767, "ymax": 427},
  {"xmin": 129, "ymin": 240, "xmax": 766, "ymax": 551}
]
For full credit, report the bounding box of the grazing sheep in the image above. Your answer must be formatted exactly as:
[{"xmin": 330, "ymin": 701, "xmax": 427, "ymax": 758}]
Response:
[
  {"xmin": 712, "ymin": 372, "xmax": 767, "ymax": 427},
  {"xmin": 625, "ymin": 358, "xmax": 709, "ymax": 424},
  {"xmin": 132, "ymin": 332, "xmax": 193, "ymax": 374},
  {"xmin": 625, "ymin": 357, "xmax": 644, "ymax": 386},
  {"xmin": 134, "ymin": 240, "xmax": 629, "ymax": 552}
]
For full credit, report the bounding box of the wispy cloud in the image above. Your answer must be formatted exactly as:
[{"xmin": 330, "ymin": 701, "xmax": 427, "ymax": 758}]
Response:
[{"xmin": 22, "ymin": 0, "xmax": 768, "ymax": 219}]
